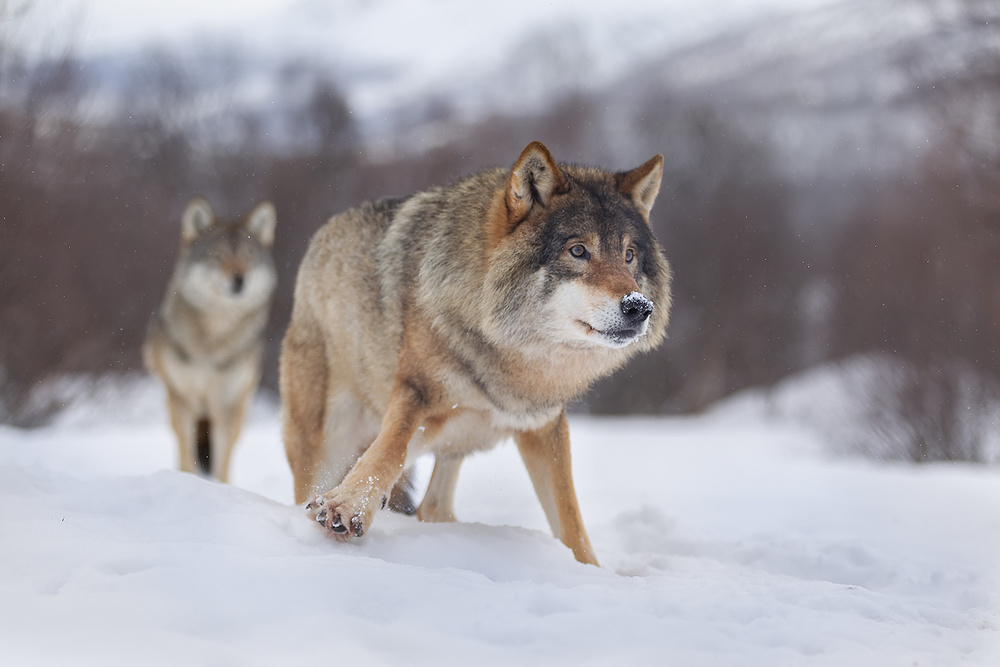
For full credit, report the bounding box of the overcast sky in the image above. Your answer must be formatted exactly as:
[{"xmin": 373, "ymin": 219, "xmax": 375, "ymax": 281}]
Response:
[
  {"xmin": 14, "ymin": 0, "xmax": 833, "ymax": 60},
  {"xmin": 6, "ymin": 0, "xmax": 290, "ymax": 57}
]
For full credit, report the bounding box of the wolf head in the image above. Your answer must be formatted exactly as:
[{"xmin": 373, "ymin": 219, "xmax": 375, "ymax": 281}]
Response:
[
  {"xmin": 484, "ymin": 142, "xmax": 672, "ymax": 358},
  {"xmin": 175, "ymin": 197, "xmax": 278, "ymax": 312}
]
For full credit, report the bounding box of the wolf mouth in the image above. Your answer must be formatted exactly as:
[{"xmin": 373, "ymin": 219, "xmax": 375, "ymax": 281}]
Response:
[{"xmin": 579, "ymin": 320, "xmax": 641, "ymax": 346}]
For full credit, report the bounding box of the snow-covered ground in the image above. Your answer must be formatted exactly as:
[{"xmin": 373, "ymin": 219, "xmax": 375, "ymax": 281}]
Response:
[{"xmin": 2, "ymin": 376, "xmax": 999, "ymax": 666}]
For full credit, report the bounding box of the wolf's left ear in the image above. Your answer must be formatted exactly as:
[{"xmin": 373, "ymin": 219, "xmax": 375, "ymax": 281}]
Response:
[
  {"xmin": 181, "ymin": 197, "xmax": 216, "ymax": 245},
  {"xmin": 617, "ymin": 155, "xmax": 663, "ymax": 221},
  {"xmin": 245, "ymin": 201, "xmax": 277, "ymax": 247},
  {"xmin": 506, "ymin": 141, "xmax": 569, "ymax": 226}
]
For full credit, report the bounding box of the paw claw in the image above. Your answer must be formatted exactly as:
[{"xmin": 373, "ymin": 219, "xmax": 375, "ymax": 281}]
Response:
[{"xmin": 305, "ymin": 490, "xmax": 373, "ymax": 538}]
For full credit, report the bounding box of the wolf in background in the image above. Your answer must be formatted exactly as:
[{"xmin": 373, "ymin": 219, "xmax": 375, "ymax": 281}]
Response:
[
  {"xmin": 144, "ymin": 197, "xmax": 277, "ymax": 483},
  {"xmin": 281, "ymin": 141, "xmax": 671, "ymax": 565}
]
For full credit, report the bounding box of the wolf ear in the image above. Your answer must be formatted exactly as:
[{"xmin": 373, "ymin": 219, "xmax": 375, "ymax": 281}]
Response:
[
  {"xmin": 505, "ymin": 141, "xmax": 569, "ymax": 227},
  {"xmin": 181, "ymin": 197, "xmax": 216, "ymax": 245},
  {"xmin": 617, "ymin": 154, "xmax": 663, "ymax": 221},
  {"xmin": 245, "ymin": 200, "xmax": 277, "ymax": 247}
]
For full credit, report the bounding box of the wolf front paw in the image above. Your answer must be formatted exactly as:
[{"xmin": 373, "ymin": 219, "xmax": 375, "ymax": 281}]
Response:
[{"xmin": 306, "ymin": 490, "xmax": 385, "ymax": 538}]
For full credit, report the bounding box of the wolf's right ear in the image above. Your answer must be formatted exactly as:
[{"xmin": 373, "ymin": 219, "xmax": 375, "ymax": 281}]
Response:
[
  {"xmin": 505, "ymin": 141, "xmax": 568, "ymax": 227},
  {"xmin": 181, "ymin": 197, "xmax": 216, "ymax": 246}
]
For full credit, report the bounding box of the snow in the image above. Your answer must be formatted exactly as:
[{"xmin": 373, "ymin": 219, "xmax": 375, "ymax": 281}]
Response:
[{"xmin": 2, "ymin": 375, "xmax": 999, "ymax": 665}]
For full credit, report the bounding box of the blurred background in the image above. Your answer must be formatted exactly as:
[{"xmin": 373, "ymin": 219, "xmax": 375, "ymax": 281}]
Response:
[{"xmin": 1, "ymin": 0, "xmax": 999, "ymax": 463}]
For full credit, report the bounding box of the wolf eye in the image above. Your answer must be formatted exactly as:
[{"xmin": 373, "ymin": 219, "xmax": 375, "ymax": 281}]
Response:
[
  {"xmin": 569, "ymin": 244, "xmax": 589, "ymax": 259},
  {"xmin": 625, "ymin": 249, "xmax": 635, "ymax": 263}
]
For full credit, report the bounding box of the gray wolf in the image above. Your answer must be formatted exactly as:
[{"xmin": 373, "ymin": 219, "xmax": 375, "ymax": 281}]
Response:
[
  {"xmin": 281, "ymin": 141, "xmax": 671, "ymax": 565},
  {"xmin": 144, "ymin": 197, "xmax": 277, "ymax": 483}
]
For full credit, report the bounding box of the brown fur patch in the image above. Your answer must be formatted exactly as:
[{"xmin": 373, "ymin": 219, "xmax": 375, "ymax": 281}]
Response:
[{"xmin": 582, "ymin": 256, "xmax": 641, "ymax": 299}]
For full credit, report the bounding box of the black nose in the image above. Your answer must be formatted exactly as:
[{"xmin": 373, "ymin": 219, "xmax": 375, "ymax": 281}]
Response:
[
  {"xmin": 232, "ymin": 274, "xmax": 245, "ymax": 294},
  {"xmin": 621, "ymin": 292, "xmax": 653, "ymax": 323}
]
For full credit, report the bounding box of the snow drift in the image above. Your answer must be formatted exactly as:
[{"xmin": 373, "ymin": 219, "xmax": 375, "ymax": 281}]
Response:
[{"xmin": 2, "ymin": 372, "xmax": 998, "ymax": 665}]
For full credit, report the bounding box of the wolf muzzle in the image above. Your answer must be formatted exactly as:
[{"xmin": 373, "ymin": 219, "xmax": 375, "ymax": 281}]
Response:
[{"xmin": 601, "ymin": 292, "xmax": 653, "ymax": 346}]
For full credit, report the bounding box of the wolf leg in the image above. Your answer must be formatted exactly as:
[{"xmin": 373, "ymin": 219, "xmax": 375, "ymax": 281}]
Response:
[
  {"xmin": 281, "ymin": 317, "xmax": 330, "ymax": 505},
  {"xmin": 388, "ymin": 467, "xmax": 418, "ymax": 516},
  {"xmin": 309, "ymin": 390, "xmax": 380, "ymax": 499},
  {"xmin": 515, "ymin": 412, "xmax": 598, "ymax": 566},
  {"xmin": 210, "ymin": 386, "xmax": 253, "ymax": 484},
  {"xmin": 416, "ymin": 455, "xmax": 463, "ymax": 522},
  {"xmin": 210, "ymin": 414, "xmax": 234, "ymax": 484},
  {"xmin": 165, "ymin": 391, "xmax": 198, "ymax": 475},
  {"xmin": 307, "ymin": 380, "xmax": 425, "ymax": 538}
]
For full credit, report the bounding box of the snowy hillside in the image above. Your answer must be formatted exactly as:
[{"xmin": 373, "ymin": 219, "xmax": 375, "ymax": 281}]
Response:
[
  {"xmin": 2, "ymin": 376, "xmax": 998, "ymax": 665},
  {"xmin": 13, "ymin": 0, "xmax": 994, "ymax": 167},
  {"xmin": 34, "ymin": 0, "xmax": 838, "ymax": 118}
]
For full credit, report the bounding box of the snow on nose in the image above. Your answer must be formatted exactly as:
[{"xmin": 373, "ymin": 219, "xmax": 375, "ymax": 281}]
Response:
[{"xmin": 621, "ymin": 291, "xmax": 653, "ymax": 324}]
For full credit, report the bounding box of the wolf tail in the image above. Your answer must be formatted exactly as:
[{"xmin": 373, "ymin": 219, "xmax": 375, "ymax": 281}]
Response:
[{"xmin": 196, "ymin": 417, "xmax": 212, "ymax": 476}]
